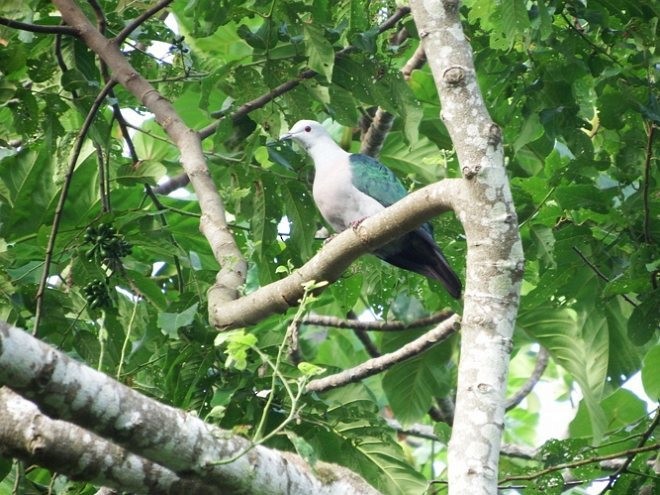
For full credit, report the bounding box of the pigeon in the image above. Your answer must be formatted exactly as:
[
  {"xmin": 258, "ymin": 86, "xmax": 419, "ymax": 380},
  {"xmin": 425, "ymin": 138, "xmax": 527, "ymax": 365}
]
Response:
[{"xmin": 280, "ymin": 119, "xmax": 461, "ymax": 298}]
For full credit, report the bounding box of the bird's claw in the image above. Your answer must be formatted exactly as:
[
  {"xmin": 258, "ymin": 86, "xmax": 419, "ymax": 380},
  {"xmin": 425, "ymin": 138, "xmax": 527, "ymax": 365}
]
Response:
[
  {"xmin": 322, "ymin": 234, "xmax": 337, "ymax": 245},
  {"xmin": 350, "ymin": 218, "xmax": 367, "ymax": 230}
]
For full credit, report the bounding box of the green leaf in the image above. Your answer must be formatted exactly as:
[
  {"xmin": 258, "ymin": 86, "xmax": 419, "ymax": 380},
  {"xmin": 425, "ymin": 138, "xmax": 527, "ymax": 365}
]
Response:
[
  {"xmin": 116, "ymin": 160, "xmax": 167, "ymax": 186},
  {"xmin": 627, "ymin": 292, "xmax": 660, "ymax": 346},
  {"xmin": 302, "ymin": 24, "xmax": 334, "ymax": 82},
  {"xmin": 641, "ymin": 345, "xmax": 660, "ymax": 400},
  {"xmin": 518, "ymin": 305, "xmax": 609, "ymax": 442},
  {"xmin": 285, "ymin": 431, "xmax": 319, "ymax": 466},
  {"xmin": 282, "ymin": 181, "xmax": 317, "ymax": 260},
  {"xmin": 157, "ymin": 303, "xmax": 198, "ymax": 339}
]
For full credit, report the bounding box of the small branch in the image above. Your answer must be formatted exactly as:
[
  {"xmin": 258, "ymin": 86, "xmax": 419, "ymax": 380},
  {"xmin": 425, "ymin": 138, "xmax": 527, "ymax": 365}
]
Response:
[
  {"xmin": 500, "ymin": 443, "xmax": 660, "ymax": 483},
  {"xmin": 505, "ymin": 347, "xmax": 549, "ymax": 411},
  {"xmin": 401, "ymin": 44, "xmax": 426, "ymax": 80},
  {"xmin": 33, "ymin": 78, "xmax": 117, "ymax": 335},
  {"xmin": 114, "ymin": 0, "xmax": 174, "ymax": 46},
  {"xmin": 642, "ymin": 122, "xmax": 655, "ymax": 244},
  {"xmin": 360, "ymin": 108, "xmax": 395, "ymax": 157},
  {"xmin": 303, "ymin": 310, "xmax": 454, "ymax": 331},
  {"xmin": 306, "ymin": 315, "xmax": 460, "ymax": 393},
  {"xmin": 572, "ymin": 247, "xmax": 638, "ymax": 307},
  {"xmin": 596, "ymin": 407, "xmax": 660, "ymax": 494},
  {"xmin": 0, "ymin": 16, "xmax": 78, "ymax": 36},
  {"xmin": 560, "ymin": 11, "xmax": 621, "ymax": 67},
  {"xmin": 354, "ymin": 329, "xmax": 381, "ymax": 357}
]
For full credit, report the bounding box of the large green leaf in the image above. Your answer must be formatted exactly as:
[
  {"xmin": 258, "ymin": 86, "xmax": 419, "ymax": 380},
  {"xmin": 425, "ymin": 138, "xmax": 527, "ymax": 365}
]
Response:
[
  {"xmin": 518, "ymin": 305, "xmax": 609, "ymax": 441},
  {"xmin": 303, "ymin": 24, "xmax": 335, "ymax": 82}
]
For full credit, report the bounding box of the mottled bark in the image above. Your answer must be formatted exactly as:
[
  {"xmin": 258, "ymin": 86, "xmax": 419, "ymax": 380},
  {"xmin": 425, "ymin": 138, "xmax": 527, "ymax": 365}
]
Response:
[{"xmin": 409, "ymin": 0, "xmax": 524, "ymax": 494}]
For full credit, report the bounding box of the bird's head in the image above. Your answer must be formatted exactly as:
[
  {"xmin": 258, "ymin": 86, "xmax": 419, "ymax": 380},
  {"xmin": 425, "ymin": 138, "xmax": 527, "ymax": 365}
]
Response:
[{"xmin": 279, "ymin": 120, "xmax": 328, "ymax": 151}]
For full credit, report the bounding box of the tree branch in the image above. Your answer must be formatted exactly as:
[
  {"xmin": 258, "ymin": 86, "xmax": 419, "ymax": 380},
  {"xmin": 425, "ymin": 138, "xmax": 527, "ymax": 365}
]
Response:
[
  {"xmin": 34, "ymin": 78, "xmax": 117, "ymax": 335},
  {"xmin": 210, "ymin": 178, "xmax": 463, "ymax": 330},
  {"xmin": 303, "ymin": 309, "xmax": 454, "ymax": 331},
  {"xmin": 52, "ymin": 0, "xmax": 247, "ymax": 310},
  {"xmin": 158, "ymin": 6, "xmax": 413, "ymax": 194},
  {"xmin": 0, "ymin": 387, "xmax": 223, "ymax": 495},
  {"xmin": 114, "ymin": 0, "xmax": 173, "ymax": 46},
  {"xmin": 306, "ymin": 315, "xmax": 460, "ymax": 393},
  {"xmin": 0, "ymin": 322, "xmax": 381, "ymax": 495},
  {"xmin": 0, "ymin": 16, "xmax": 77, "ymax": 35},
  {"xmin": 572, "ymin": 247, "xmax": 638, "ymax": 307},
  {"xmin": 409, "ymin": 2, "xmax": 524, "ymax": 495},
  {"xmin": 505, "ymin": 347, "xmax": 549, "ymax": 411}
]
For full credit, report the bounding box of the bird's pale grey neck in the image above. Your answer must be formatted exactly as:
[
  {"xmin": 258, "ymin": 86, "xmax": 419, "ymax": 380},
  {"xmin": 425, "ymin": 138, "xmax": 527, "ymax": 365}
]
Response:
[{"xmin": 304, "ymin": 135, "xmax": 348, "ymax": 168}]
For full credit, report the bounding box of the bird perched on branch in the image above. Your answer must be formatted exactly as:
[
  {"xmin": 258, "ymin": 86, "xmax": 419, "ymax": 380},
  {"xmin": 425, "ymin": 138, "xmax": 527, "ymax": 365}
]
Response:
[{"xmin": 280, "ymin": 119, "xmax": 462, "ymax": 299}]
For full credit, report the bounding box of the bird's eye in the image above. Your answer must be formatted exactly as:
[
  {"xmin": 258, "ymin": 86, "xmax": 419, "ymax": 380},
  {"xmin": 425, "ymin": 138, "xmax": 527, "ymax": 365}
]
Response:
[{"xmin": 304, "ymin": 125, "xmax": 312, "ymax": 132}]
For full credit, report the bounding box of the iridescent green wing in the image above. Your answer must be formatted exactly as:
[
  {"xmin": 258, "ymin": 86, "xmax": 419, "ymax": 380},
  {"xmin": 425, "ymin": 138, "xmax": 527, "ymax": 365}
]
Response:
[{"xmin": 348, "ymin": 153, "xmax": 407, "ymax": 207}]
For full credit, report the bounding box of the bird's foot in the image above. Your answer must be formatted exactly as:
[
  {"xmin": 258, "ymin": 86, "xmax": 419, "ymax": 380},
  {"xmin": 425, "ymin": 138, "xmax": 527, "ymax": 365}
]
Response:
[
  {"xmin": 322, "ymin": 234, "xmax": 337, "ymax": 245},
  {"xmin": 349, "ymin": 218, "xmax": 367, "ymax": 230}
]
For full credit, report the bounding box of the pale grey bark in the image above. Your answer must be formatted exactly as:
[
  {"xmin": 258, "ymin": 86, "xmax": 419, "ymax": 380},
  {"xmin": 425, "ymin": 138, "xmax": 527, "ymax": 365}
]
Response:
[
  {"xmin": 0, "ymin": 388, "xmax": 223, "ymax": 495},
  {"xmin": 0, "ymin": 322, "xmax": 380, "ymax": 495},
  {"xmin": 409, "ymin": 1, "xmax": 524, "ymax": 494},
  {"xmin": 51, "ymin": 0, "xmax": 247, "ymax": 310},
  {"xmin": 210, "ymin": 178, "xmax": 463, "ymax": 329},
  {"xmin": 306, "ymin": 314, "xmax": 460, "ymax": 392}
]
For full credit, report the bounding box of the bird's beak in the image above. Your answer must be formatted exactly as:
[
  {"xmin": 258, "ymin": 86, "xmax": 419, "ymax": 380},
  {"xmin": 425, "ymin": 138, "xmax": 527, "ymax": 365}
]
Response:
[{"xmin": 279, "ymin": 131, "xmax": 293, "ymax": 141}]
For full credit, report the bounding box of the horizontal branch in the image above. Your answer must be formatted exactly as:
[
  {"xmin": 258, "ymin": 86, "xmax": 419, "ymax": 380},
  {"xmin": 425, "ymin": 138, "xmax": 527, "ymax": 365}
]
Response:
[
  {"xmin": 209, "ymin": 178, "xmax": 464, "ymax": 330},
  {"xmin": 0, "ymin": 16, "xmax": 78, "ymax": 35},
  {"xmin": 0, "ymin": 321, "xmax": 380, "ymax": 495},
  {"xmin": 303, "ymin": 310, "xmax": 454, "ymax": 331},
  {"xmin": 0, "ymin": 388, "xmax": 222, "ymax": 495},
  {"xmin": 306, "ymin": 314, "xmax": 460, "ymax": 393}
]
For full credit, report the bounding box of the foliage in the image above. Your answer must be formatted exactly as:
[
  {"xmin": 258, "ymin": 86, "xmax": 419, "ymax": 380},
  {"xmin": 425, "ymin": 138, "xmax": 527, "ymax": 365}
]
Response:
[{"xmin": 0, "ymin": 0, "xmax": 657, "ymax": 493}]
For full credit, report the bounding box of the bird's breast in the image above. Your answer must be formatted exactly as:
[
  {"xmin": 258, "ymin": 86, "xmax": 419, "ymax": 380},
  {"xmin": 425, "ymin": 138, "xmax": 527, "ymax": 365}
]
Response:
[{"xmin": 313, "ymin": 170, "xmax": 384, "ymax": 232}]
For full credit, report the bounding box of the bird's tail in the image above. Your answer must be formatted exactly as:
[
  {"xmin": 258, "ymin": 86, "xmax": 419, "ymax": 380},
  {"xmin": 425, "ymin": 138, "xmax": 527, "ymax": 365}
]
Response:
[
  {"xmin": 420, "ymin": 248, "xmax": 462, "ymax": 299},
  {"xmin": 377, "ymin": 229, "xmax": 462, "ymax": 299}
]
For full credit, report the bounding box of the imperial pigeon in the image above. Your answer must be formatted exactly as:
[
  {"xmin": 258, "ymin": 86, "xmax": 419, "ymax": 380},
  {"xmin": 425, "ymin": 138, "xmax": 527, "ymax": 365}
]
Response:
[{"xmin": 280, "ymin": 120, "xmax": 462, "ymax": 299}]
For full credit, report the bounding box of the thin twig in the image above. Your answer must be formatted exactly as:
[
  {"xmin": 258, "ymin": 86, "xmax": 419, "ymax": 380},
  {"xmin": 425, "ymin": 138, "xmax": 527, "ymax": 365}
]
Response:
[
  {"xmin": 596, "ymin": 407, "xmax": 660, "ymax": 494},
  {"xmin": 500, "ymin": 443, "xmax": 660, "ymax": 483},
  {"xmin": 572, "ymin": 247, "xmax": 638, "ymax": 307},
  {"xmin": 302, "ymin": 310, "xmax": 454, "ymax": 331},
  {"xmin": 505, "ymin": 347, "xmax": 549, "ymax": 411},
  {"xmin": 33, "ymin": 79, "xmax": 117, "ymax": 335},
  {"xmin": 0, "ymin": 16, "xmax": 78, "ymax": 35},
  {"xmin": 306, "ymin": 314, "xmax": 459, "ymax": 393},
  {"xmin": 560, "ymin": 12, "xmax": 621, "ymax": 67},
  {"xmin": 642, "ymin": 122, "xmax": 655, "ymax": 244},
  {"xmin": 114, "ymin": 0, "xmax": 174, "ymax": 46}
]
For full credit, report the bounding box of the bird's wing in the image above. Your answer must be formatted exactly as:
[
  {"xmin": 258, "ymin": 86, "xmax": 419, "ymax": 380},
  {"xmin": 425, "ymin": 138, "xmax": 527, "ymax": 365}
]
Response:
[
  {"xmin": 349, "ymin": 153, "xmax": 434, "ymax": 235},
  {"xmin": 348, "ymin": 153, "xmax": 407, "ymax": 207}
]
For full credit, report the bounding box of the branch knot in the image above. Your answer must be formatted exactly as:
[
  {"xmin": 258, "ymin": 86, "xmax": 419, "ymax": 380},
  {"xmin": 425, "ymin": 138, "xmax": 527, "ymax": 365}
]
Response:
[{"xmin": 443, "ymin": 66, "xmax": 465, "ymax": 86}]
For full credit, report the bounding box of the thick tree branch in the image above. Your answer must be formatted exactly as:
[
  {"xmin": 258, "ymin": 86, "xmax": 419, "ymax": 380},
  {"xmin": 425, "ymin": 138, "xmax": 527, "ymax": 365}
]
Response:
[
  {"xmin": 51, "ymin": 0, "xmax": 247, "ymax": 310},
  {"xmin": 0, "ymin": 322, "xmax": 380, "ymax": 495},
  {"xmin": 210, "ymin": 178, "xmax": 463, "ymax": 330},
  {"xmin": 409, "ymin": 1, "xmax": 524, "ymax": 494},
  {"xmin": 306, "ymin": 314, "xmax": 460, "ymax": 393},
  {"xmin": 0, "ymin": 388, "xmax": 223, "ymax": 495}
]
